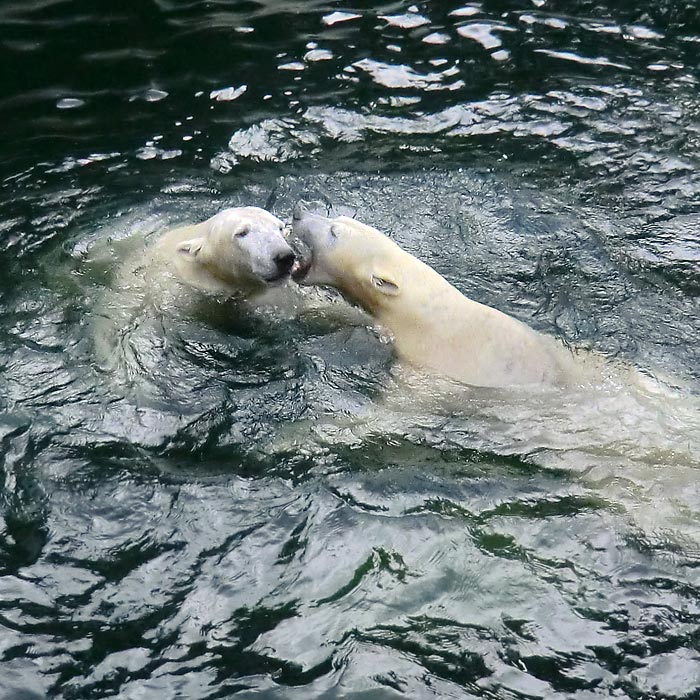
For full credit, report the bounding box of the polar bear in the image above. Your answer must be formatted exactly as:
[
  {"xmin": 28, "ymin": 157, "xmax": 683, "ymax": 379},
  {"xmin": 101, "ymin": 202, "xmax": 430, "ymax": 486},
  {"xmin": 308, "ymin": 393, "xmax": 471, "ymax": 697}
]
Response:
[
  {"xmin": 291, "ymin": 205, "xmax": 580, "ymax": 388},
  {"xmin": 90, "ymin": 206, "xmax": 295, "ymax": 380},
  {"xmin": 152, "ymin": 206, "xmax": 295, "ymax": 294}
]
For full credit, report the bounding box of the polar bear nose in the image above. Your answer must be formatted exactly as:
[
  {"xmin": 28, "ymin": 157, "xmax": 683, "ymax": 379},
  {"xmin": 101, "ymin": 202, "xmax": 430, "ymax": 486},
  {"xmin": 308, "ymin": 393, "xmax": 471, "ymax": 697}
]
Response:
[{"xmin": 274, "ymin": 250, "xmax": 296, "ymax": 274}]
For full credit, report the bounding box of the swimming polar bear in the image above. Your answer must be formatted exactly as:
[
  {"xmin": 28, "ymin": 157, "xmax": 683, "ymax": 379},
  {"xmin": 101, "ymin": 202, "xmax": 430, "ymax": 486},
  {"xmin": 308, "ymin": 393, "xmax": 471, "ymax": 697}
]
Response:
[
  {"xmin": 291, "ymin": 205, "xmax": 581, "ymax": 388},
  {"xmin": 153, "ymin": 206, "xmax": 295, "ymax": 294},
  {"xmin": 90, "ymin": 206, "xmax": 295, "ymax": 380}
]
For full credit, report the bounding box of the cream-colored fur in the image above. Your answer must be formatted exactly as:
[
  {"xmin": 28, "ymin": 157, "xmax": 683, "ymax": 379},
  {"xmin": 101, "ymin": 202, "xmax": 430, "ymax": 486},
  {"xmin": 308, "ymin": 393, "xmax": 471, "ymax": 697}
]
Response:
[
  {"xmin": 90, "ymin": 206, "xmax": 295, "ymax": 377},
  {"xmin": 153, "ymin": 206, "xmax": 294, "ymax": 295},
  {"xmin": 292, "ymin": 210, "xmax": 581, "ymax": 388}
]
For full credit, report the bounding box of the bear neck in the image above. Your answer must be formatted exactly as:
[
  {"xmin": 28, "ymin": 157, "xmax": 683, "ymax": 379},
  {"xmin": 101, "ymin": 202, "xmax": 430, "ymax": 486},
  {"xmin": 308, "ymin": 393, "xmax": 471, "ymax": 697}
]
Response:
[{"xmin": 369, "ymin": 254, "xmax": 470, "ymax": 329}]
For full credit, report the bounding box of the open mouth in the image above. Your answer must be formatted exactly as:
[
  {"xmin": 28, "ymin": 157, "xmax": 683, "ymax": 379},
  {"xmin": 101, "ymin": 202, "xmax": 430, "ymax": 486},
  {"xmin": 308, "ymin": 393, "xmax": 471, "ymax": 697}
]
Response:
[
  {"xmin": 290, "ymin": 238, "xmax": 313, "ymax": 282},
  {"xmin": 291, "ymin": 256, "xmax": 312, "ymax": 282}
]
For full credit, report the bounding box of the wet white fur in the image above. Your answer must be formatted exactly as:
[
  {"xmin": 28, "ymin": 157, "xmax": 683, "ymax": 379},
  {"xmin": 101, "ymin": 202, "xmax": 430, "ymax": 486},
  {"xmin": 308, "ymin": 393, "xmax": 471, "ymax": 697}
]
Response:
[
  {"xmin": 293, "ymin": 212, "xmax": 582, "ymax": 388},
  {"xmin": 90, "ymin": 206, "xmax": 293, "ymax": 378},
  {"xmin": 164, "ymin": 206, "xmax": 293, "ymax": 293}
]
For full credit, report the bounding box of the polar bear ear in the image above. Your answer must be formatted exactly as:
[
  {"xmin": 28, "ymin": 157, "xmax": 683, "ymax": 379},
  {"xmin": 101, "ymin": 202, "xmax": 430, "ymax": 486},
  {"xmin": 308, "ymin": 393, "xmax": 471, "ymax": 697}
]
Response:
[
  {"xmin": 176, "ymin": 237, "xmax": 205, "ymax": 259},
  {"xmin": 371, "ymin": 272, "xmax": 401, "ymax": 296}
]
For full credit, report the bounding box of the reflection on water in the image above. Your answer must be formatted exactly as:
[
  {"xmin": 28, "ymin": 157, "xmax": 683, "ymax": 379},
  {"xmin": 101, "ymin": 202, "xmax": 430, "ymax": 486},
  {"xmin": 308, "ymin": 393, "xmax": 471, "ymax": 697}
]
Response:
[{"xmin": 1, "ymin": 2, "xmax": 700, "ymax": 699}]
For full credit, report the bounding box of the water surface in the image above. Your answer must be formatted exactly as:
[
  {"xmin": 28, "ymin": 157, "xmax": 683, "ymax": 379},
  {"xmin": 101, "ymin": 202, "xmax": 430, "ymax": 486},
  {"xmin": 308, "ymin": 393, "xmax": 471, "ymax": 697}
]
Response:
[{"xmin": 1, "ymin": 2, "xmax": 699, "ymax": 699}]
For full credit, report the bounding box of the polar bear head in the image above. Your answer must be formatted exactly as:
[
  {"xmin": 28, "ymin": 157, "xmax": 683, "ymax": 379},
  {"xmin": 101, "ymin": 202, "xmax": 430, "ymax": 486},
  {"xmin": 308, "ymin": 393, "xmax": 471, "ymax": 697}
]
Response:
[
  {"xmin": 291, "ymin": 204, "xmax": 404, "ymax": 313},
  {"xmin": 176, "ymin": 207, "xmax": 295, "ymax": 288}
]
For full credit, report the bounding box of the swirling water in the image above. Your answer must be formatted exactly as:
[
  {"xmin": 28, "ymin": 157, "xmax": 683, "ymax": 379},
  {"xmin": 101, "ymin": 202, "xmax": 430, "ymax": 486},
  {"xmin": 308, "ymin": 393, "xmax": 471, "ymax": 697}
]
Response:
[{"xmin": 1, "ymin": 2, "xmax": 700, "ymax": 699}]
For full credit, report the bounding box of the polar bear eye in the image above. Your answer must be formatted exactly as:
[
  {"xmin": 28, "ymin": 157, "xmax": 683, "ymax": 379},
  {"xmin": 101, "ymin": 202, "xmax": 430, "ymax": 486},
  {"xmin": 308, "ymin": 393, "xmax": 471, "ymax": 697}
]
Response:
[
  {"xmin": 234, "ymin": 224, "xmax": 251, "ymax": 239},
  {"xmin": 330, "ymin": 224, "xmax": 341, "ymax": 239}
]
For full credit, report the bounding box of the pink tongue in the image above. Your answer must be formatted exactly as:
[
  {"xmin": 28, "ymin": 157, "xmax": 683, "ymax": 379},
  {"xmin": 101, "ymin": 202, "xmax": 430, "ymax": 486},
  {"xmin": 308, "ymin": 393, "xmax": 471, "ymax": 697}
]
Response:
[{"xmin": 291, "ymin": 258, "xmax": 311, "ymax": 280}]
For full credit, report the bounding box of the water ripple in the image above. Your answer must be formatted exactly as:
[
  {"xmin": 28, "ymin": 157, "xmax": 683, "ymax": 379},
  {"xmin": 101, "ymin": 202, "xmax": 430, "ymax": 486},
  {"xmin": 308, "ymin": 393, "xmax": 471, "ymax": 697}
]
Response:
[{"xmin": 2, "ymin": 2, "xmax": 700, "ymax": 699}]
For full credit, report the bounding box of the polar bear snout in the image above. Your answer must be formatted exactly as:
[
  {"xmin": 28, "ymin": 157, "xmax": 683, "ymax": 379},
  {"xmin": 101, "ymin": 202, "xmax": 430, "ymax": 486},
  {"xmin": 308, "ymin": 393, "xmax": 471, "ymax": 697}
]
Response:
[
  {"xmin": 273, "ymin": 249, "xmax": 296, "ymax": 277},
  {"xmin": 290, "ymin": 208, "xmax": 336, "ymax": 249},
  {"xmin": 292, "ymin": 199, "xmax": 331, "ymax": 222},
  {"xmin": 292, "ymin": 200, "xmax": 310, "ymax": 221},
  {"xmin": 245, "ymin": 235, "xmax": 296, "ymax": 284},
  {"xmin": 289, "ymin": 209, "xmax": 334, "ymax": 284}
]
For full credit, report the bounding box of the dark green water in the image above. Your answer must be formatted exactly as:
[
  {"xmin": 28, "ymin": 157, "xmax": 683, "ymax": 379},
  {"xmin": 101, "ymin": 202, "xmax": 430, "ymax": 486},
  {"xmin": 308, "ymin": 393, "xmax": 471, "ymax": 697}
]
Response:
[{"xmin": 1, "ymin": 2, "xmax": 700, "ymax": 699}]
